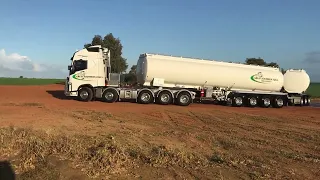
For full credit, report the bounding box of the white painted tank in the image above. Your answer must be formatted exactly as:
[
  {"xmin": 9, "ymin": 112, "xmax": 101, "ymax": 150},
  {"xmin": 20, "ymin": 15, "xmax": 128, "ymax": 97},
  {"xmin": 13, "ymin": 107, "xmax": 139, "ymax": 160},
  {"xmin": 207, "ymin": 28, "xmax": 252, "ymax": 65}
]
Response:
[
  {"xmin": 283, "ymin": 69, "xmax": 310, "ymax": 93},
  {"xmin": 136, "ymin": 54, "xmax": 284, "ymax": 92}
]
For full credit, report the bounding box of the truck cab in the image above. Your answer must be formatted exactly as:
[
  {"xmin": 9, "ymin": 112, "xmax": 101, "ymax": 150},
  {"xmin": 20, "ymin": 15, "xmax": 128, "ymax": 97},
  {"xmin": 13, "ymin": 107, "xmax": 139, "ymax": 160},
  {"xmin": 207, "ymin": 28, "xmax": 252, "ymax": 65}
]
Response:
[{"xmin": 64, "ymin": 45, "xmax": 120, "ymax": 99}]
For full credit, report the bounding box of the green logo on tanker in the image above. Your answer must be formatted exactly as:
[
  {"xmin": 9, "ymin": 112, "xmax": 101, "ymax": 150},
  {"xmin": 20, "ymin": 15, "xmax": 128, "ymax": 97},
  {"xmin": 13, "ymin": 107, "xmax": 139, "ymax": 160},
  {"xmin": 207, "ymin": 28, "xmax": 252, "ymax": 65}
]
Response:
[{"xmin": 250, "ymin": 72, "xmax": 278, "ymax": 84}]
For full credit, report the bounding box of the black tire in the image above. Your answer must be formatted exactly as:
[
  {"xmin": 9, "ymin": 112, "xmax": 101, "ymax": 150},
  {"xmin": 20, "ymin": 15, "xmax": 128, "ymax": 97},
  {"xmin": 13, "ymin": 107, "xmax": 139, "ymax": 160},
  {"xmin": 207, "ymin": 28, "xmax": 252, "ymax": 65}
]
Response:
[
  {"xmin": 176, "ymin": 91, "xmax": 192, "ymax": 106},
  {"xmin": 299, "ymin": 97, "xmax": 304, "ymax": 106},
  {"xmin": 102, "ymin": 89, "xmax": 118, "ymax": 103},
  {"xmin": 272, "ymin": 96, "xmax": 285, "ymax": 108},
  {"xmin": 78, "ymin": 87, "xmax": 93, "ymax": 102},
  {"xmin": 304, "ymin": 96, "xmax": 310, "ymax": 106},
  {"xmin": 246, "ymin": 95, "xmax": 258, "ymax": 107},
  {"xmin": 260, "ymin": 96, "xmax": 271, "ymax": 108},
  {"xmin": 232, "ymin": 94, "xmax": 243, "ymax": 107},
  {"xmin": 137, "ymin": 90, "xmax": 154, "ymax": 104},
  {"xmin": 157, "ymin": 91, "xmax": 173, "ymax": 105}
]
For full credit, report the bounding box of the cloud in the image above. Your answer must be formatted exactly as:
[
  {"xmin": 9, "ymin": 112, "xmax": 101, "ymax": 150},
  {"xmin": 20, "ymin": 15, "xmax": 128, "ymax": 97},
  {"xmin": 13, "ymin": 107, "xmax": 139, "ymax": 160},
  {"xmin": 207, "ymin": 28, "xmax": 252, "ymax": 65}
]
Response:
[
  {"xmin": 0, "ymin": 49, "xmax": 67, "ymax": 78},
  {"xmin": 304, "ymin": 51, "xmax": 320, "ymax": 64}
]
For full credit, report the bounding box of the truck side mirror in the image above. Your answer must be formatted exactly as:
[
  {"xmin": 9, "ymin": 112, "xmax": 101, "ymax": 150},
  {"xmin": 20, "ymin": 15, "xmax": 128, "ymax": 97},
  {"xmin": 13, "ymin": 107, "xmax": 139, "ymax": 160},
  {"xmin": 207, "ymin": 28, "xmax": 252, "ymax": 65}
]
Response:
[{"xmin": 68, "ymin": 65, "xmax": 71, "ymax": 70}]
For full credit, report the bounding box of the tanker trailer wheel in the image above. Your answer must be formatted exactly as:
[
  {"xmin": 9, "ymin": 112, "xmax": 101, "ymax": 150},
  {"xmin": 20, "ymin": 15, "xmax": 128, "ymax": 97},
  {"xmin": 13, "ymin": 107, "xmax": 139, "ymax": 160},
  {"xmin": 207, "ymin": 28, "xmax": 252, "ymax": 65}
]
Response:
[
  {"xmin": 176, "ymin": 91, "xmax": 192, "ymax": 106},
  {"xmin": 300, "ymin": 95, "xmax": 310, "ymax": 106},
  {"xmin": 246, "ymin": 95, "xmax": 258, "ymax": 107},
  {"xmin": 102, "ymin": 89, "xmax": 119, "ymax": 103},
  {"xmin": 232, "ymin": 94, "xmax": 243, "ymax": 107},
  {"xmin": 304, "ymin": 96, "xmax": 310, "ymax": 106},
  {"xmin": 299, "ymin": 97, "xmax": 304, "ymax": 106},
  {"xmin": 157, "ymin": 91, "xmax": 173, "ymax": 105},
  {"xmin": 137, "ymin": 90, "xmax": 154, "ymax": 104},
  {"xmin": 78, "ymin": 87, "xmax": 93, "ymax": 102},
  {"xmin": 272, "ymin": 96, "xmax": 284, "ymax": 108},
  {"xmin": 259, "ymin": 96, "xmax": 271, "ymax": 108}
]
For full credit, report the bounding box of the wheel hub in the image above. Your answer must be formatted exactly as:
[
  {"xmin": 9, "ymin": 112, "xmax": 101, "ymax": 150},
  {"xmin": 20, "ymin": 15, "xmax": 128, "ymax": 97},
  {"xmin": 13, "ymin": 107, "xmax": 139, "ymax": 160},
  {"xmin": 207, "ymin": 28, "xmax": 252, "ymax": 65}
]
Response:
[
  {"xmin": 249, "ymin": 98, "xmax": 257, "ymax": 106},
  {"xmin": 105, "ymin": 92, "xmax": 114, "ymax": 100},
  {"xmin": 141, "ymin": 93, "xmax": 151, "ymax": 102},
  {"xmin": 80, "ymin": 91, "xmax": 88, "ymax": 99},
  {"xmin": 235, "ymin": 97, "xmax": 242, "ymax": 105},
  {"xmin": 263, "ymin": 98, "xmax": 270, "ymax": 106},
  {"xmin": 276, "ymin": 98, "xmax": 284, "ymax": 106},
  {"xmin": 160, "ymin": 94, "xmax": 170, "ymax": 102},
  {"xmin": 180, "ymin": 95, "xmax": 189, "ymax": 104}
]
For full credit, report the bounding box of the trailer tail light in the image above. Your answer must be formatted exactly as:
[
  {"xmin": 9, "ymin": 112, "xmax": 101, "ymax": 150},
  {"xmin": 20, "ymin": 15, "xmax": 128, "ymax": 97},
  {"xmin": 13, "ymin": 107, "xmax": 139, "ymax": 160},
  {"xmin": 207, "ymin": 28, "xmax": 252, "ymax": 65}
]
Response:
[{"xmin": 200, "ymin": 89, "xmax": 205, "ymax": 97}]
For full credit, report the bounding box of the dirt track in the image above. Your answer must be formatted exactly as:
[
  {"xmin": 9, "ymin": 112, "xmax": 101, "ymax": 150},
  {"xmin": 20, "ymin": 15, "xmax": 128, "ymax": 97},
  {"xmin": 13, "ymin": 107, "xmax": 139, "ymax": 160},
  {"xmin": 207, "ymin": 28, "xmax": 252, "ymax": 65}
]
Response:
[
  {"xmin": 0, "ymin": 84, "xmax": 318, "ymax": 132},
  {"xmin": 0, "ymin": 84, "xmax": 320, "ymax": 179}
]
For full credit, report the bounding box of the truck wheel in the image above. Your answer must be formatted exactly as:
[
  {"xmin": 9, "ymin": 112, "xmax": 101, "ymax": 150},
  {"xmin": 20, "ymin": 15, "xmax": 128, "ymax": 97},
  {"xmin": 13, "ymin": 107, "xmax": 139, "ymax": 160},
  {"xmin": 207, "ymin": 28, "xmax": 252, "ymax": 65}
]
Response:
[
  {"xmin": 232, "ymin": 95, "xmax": 243, "ymax": 107},
  {"xmin": 176, "ymin": 92, "xmax": 192, "ymax": 106},
  {"xmin": 272, "ymin": 96, "xmax": 284, "ymax": 108},
  {"xmin": 247, "ymin": 96, "xmax": 258, "ymax": 107},
  {"xmin": 299, "ymin": 97, "xmax": 304, "ymax": 106},
  {"xmin": 137, "ymin": 90, "xmax": 154, "ymax": 104},
  {"xmin": 102, "ymin": 89, "xmax": 118, "ymax": 103},
  {"xmin": 304, "ymin": 96, "xmax": 310, "ymax": 106},
  {"xmin": 157, "ymin": 91, "xmax": 173, "ymax": 105},
  {"xmin": 260, "ymin": 96, "xmax": 271, "ymax": 108},
  {"xmin": 78, "ymin": 87, "xmax": 93, "ymax": 102}
]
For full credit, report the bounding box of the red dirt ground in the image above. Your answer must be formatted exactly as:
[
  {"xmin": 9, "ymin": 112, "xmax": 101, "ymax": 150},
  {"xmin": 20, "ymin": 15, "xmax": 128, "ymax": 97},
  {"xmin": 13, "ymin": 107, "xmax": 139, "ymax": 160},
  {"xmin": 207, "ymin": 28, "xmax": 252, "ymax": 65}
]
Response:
[
  {"xmin": 0, "ymin": 84, "xmax": 319, "ymax": 179},
  {"xmin": 0, "ymin": 84, "xmax": 318, "ymax": 124}
]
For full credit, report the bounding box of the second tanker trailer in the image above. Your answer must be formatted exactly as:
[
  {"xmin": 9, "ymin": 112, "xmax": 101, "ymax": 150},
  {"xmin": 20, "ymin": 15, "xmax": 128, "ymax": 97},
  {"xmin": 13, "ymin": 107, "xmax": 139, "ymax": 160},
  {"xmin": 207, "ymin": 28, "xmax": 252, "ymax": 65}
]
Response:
[{"xmin": 64, "ymin": 45, "xmax": 311, "ymax": 108}]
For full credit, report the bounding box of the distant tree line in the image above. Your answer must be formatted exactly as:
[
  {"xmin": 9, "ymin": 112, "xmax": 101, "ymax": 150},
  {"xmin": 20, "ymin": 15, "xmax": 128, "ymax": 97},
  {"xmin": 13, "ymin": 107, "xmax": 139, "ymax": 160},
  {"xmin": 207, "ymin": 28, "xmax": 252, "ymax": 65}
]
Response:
[
  {"xmin": 84, "ymin": 33, "xmax": 137, "ymax": 85},
  {"xmin": 84, "ymin": 34, "xmax": 128, "ymax": 74},
  {"xmin": 84, "ymin": 33, "xmax": 286, "ymax": 85},
  {"xmin": 245, "ymin": 57, "xmax": 285, "ymax": 74}
]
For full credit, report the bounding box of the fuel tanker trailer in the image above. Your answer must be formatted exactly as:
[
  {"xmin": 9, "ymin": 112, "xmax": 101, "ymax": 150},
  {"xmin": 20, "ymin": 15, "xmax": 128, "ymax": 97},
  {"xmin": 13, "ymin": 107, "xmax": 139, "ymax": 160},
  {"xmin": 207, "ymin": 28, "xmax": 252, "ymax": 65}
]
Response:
[{"xmin": 64, "ymin": 45, "xmax": 311, "ymax": 108}]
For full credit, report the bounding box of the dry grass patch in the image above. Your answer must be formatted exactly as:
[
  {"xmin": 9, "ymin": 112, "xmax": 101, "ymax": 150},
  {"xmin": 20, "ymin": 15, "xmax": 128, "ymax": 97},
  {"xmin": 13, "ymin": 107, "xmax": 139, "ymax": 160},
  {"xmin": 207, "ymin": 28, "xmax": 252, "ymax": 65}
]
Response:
[
  {"xmin": 0, "ymin": 127, "xmax": 130, "ymax": 178},
  {"xmin": 1, "ymin": 109, "xmax": 319, "ymax": 179},
  {"xmin": 2, "ymin": 102, "xmax": 43, "ymax": 108},
  {"xmin": 70, "ymin": 110, "xmax": 113, "ymax": 122},
  {"xmin": 0, "ymin": 127, "xmax": 223, "ymax": 179}
]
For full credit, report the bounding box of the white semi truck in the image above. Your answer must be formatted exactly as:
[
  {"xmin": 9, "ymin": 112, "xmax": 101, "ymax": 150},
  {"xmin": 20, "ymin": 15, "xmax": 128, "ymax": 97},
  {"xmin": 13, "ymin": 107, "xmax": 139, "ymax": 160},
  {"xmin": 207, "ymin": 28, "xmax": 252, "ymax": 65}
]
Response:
[{"xmin": 64, "ymin": 45, "xmax": 311, "ymax": 108}]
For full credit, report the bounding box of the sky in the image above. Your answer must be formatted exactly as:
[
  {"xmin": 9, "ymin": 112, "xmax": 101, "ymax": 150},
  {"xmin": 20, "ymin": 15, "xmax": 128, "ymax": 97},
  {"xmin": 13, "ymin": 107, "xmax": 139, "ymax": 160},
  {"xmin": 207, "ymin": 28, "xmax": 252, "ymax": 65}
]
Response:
[{"xmin": 0, "ymin": 0, "xmax": 319, "ymax": 81}]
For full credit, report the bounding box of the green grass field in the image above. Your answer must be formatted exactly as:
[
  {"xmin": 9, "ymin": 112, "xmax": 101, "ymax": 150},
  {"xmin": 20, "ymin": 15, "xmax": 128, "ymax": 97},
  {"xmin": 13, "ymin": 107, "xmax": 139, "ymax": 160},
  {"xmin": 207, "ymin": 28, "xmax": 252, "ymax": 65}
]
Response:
[
  {"xmin": 306, "ymin": 83, "xmax": 320, "ymax": 98},
  {"xmin": 0, "ymin": 77, "xmax": 64, "ymax": 85}
]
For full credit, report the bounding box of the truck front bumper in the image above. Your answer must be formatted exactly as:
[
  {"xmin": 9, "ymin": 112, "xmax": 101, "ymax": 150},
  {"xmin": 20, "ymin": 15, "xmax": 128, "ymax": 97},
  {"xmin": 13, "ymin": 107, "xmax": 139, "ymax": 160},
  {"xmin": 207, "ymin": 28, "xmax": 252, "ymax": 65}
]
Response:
[
  {"xmin": 64, "ymin": 80, "xmax": 78, "ymax": 97},
  {"xmin": 64, "ymin": 91, "xmax": 78, "ymax": 96}
]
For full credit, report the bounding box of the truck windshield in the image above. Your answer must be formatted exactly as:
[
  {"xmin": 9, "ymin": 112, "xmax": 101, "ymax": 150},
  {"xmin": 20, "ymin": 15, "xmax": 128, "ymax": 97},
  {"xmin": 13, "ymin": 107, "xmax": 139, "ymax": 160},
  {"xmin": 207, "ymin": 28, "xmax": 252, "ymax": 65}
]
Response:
[{"xmin": 70, "ymin": 60, "xmax": 87, "ymax": 74}]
